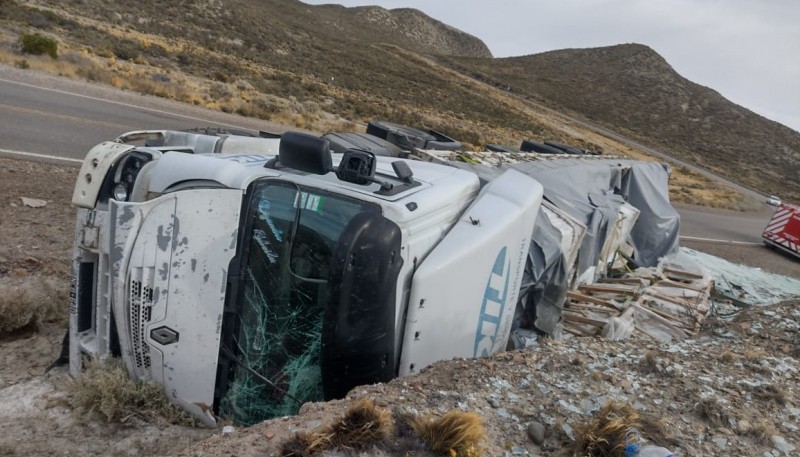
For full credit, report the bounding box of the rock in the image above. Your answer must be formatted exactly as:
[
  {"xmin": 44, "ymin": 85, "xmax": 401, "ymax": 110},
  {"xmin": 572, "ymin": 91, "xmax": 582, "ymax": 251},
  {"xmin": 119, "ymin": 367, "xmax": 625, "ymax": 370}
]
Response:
[
  {"xmin": 20, "ymin": 197, "xmax": 47, "ymax": 208},
  {"xmin": 562, "ymin": 423, "xmax": 574, "ymax": 441},
  {"xmin": 712, "ymin": 436, "xmax": 728, "ymax": 448},
  {"xmin": 737, "ymin": 419, "xmax": 751, "ymax": 435},
  {"xmin": 527, "ymin": 421, "xmax": 545, "ymax": 445},
  {"xmin": 771, "ymin": 435, "xmax": 796, "ymax": 454},
  {"xmin": 488, "ymin": 397, "xmax": 501, "ymax": 408}
]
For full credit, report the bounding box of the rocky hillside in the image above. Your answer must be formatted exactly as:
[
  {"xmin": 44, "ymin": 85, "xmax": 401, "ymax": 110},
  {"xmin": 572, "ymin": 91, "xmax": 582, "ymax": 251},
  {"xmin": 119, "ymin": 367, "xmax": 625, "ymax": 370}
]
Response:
[
  {"xmin": 442, "ymin": 44, "xmax": 800, "ymax": 201},
  {"xmin": 321, "ymin": 4, "xmax": 492, "ymax": 58},
  {"xmin": 0, "ymin": 1, "xmax": 792, "ymax": 206}
]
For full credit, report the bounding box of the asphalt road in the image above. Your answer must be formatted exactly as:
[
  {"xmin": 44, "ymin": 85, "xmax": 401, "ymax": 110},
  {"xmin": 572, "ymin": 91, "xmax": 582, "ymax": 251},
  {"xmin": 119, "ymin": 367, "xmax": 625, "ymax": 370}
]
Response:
[
  {"xmin": 0, "ymin": 68, "xmax": 777, "ymax": 244},
  {"xmin": 674, "ymin": 204, "xmax": 772, "ymax": 244},
  {"xmin": 0, "ymin": 68, "xmax": 282, "ymax": 162}
]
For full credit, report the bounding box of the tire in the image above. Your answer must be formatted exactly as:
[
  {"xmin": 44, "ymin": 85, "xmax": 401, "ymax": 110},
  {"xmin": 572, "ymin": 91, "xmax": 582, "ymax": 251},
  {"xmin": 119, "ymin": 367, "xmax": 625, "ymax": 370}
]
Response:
[
  {"xmin": 366, "ymin": 121, "xmax": 461, "ymax": 151},
  {"xmin": 323, "ymin": 132, "xmax": 405, "ymax": 157},
  {"xmin": 544, "ymin": 141, "xmax": 586, "ymax": 155},
  {"xmin": 519, "ymin": 140, "xmax": 563, "ymax": 154},
  {"xmin": 486, "ymin": 144, "xmax": 519, "ymax": 153}
]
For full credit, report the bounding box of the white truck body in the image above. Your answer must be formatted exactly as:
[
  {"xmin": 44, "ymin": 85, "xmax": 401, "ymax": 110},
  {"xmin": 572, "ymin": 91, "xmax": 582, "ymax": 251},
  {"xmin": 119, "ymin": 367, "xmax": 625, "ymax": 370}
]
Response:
[{"xmin": 68, "ymin": 129, "xmax": 678, "ymax": 426}]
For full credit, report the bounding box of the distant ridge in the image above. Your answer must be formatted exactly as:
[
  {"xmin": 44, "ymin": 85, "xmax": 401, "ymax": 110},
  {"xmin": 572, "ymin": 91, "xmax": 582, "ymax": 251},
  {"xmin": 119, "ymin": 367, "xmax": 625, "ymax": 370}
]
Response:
[
  {"xmin": 3, "ymin": 0, "xmax": 797, "ymax": 201},
  {"xmin": 442, "ymin": 43, "xmax": 800, "ymax": 200}
]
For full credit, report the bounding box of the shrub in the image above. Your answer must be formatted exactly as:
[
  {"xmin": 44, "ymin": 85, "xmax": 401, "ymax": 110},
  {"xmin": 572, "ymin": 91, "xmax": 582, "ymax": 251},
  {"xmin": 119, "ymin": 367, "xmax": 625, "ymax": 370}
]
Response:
[
  {"xmin": 68, "ymin": 359, "xmax": 197, "ymax": 425},
  {"xmin": 0, "ymin": 275, "xmax": 66, "ymax": 334},
  {"xmin": 19, "ymin": 32, "xmax": 58, "ymax": 58}
]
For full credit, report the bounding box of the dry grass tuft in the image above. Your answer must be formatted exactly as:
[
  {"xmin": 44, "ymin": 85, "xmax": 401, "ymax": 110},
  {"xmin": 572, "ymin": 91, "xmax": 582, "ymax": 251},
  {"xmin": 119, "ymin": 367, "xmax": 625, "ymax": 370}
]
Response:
[
  {"xmin": 280, "ymin": 398, "xmax": 392, "ymax": 456},
  {"xmin": 695, "ymin": 397, "xmax": 730, "ymax": 427},
  {"xmin": 719, "ymin": 350, "xmax": 736, "ymax": 363},
  {"xmin": 412, "ymin": 410, "xmax": 485, "ymax": 456},
  {"xmin": 0, "ymin": 275, "xmax": 66, "ymax": 335},
  {"xmin": 67, "ymin": 358, "xmax": 196, "ymax": 426},
  {"xmin": 572, "ymin": 400, "xmax": 674, "ymax": 457},
  {"xmin": 748, "ymin": 419, "xmax": 779, "ymax": 444},
  {"xmin": 749, "ymin": 384, "xmax": 786, "ymax": 406},
  {"xmin": 639, "ymin": 350, "xmax": 660, "ymax": 375},
  {"xmin": 743, "ymin": 349, "xmax": 764, "ymax": 363}
]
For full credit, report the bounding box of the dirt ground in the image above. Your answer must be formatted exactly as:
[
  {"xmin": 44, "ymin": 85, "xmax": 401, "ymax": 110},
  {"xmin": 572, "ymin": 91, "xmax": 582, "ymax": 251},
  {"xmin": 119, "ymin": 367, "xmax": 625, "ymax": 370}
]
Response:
[{"xmin": 1, "ymin": 157, "xmax": 799, "ymax": 456}]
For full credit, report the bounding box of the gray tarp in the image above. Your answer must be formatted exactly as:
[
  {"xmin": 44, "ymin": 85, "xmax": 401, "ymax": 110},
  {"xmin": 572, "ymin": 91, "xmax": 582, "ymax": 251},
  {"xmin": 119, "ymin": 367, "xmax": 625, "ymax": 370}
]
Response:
[{"xmin": 445, "ymin": 157, "xmax": 680, "ymax": 336}]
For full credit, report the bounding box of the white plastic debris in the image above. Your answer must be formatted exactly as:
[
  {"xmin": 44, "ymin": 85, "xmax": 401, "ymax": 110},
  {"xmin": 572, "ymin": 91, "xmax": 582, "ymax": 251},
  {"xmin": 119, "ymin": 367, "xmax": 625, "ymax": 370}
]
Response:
[
  {"xmin": 680, "ymin": 248, "xmax": 800, "ymax": 305},
  {"xmin": 20, "ymin": 197, "xmax": 47, "ymax": 208},
  {"xmin": 222, "ymin": 425, "xmax": 235, "ymax": 436}
]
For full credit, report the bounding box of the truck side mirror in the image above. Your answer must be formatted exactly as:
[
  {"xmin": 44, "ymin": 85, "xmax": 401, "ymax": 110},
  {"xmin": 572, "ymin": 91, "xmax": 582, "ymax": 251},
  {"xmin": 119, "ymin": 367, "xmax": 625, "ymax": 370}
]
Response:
[{"xmin": 278, "ymin": 131, "xmax": 332, "ymax": 175}]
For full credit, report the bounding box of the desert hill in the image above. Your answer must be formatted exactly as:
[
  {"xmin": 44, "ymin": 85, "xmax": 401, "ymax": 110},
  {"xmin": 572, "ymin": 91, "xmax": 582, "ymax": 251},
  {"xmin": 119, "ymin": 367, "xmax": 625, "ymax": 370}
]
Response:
[
  {"xmin": 441, "ymin": 43, "xmax": 800, "ymax": 201},
  {"xmin": 1, "ymin": 0, "xmax": 798, "ymax": 203}
]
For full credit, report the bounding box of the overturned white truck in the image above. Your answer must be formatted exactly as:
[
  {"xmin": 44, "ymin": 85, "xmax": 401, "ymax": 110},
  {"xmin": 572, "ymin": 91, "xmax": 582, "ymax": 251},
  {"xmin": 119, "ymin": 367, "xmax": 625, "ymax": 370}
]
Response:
[{"xmin": 68, "ymin": 128, "xmax": 680, "ymax": 426}]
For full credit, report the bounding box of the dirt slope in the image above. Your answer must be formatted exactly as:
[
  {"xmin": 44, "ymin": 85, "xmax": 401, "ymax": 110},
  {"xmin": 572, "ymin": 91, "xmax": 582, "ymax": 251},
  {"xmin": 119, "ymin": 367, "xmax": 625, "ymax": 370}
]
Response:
[{"xmin": 1, "ymin": 157, "xmax": 799, "ymax": 456}]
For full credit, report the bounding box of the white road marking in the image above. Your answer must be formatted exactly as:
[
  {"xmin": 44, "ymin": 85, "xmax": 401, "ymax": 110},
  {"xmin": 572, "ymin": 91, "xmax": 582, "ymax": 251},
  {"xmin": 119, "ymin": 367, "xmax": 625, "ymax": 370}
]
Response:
[
  {"xmin": 0, "ymin": 147, "xmax": 83, "ymax": 164},
  {"xmin": 679, "ymin": 236, "xmax": 762, "ymax": 246},
  {"xmin": 0, "ymin": 77, "xmax": 250, "ymax": 129}
]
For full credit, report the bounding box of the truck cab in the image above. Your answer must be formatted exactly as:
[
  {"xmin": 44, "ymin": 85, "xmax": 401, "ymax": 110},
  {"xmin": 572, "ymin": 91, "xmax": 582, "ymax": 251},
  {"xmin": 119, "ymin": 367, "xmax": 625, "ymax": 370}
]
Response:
[{"xmin": 69, "ymin": 130, "xmax": 542, "ymax": 425}]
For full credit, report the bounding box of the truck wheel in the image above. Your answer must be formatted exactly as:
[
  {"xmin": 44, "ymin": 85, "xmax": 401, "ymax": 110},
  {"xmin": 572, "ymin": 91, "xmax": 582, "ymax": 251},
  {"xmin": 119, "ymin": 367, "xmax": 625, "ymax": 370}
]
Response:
[
  {"xmin": 519, "ymin": 140, "xmax": 563, "ymax": 154},
  {"xmin": 366, "ymin": 121, "xmax": 461, "ymax": 151},
  {"xmin": 543, "ymin": 141, "xmax": 585, "ymax": 155}
]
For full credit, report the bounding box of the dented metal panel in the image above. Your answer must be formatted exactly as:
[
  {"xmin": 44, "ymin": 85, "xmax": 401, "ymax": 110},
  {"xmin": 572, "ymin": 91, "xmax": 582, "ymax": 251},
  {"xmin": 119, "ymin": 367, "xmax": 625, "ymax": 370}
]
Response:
[
  {"xmin": 109, "ymin": 189, "xmax": 242, "ymax": 426},
  {"xmin": 72, "ymin": 142, "xmax": 137, "ymax": 208},
  {"xmin": 398, "ymin": 170, "xmax": 542, "ymax": 376}
]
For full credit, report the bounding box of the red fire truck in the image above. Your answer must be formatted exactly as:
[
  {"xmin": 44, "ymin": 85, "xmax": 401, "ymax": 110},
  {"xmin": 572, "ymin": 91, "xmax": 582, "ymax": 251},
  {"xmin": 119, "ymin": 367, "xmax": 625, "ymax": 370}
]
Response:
[{"xmin": 762, "ymin": 202, "xmax": 800, "ymax": 259}]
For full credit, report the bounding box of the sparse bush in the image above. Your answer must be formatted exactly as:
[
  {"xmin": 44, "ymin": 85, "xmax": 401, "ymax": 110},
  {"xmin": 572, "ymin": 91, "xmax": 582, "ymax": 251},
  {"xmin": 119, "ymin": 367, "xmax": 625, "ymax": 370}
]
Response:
[
  {"xmin": 412, "ymin": 410, "xmax": 484, "ymax": 456},
  {"xmin": 719, "ymin": 350, "xmax": 736, "ymax": 363},
  {"xmin": 0, "ymin": 275, "xmax": 66, "ymax": 334},
  {"xmin": 573, "ymin": 400, "xmax": 675, "ymax": 456},
  {"xmin": 111, "ymin": 39, "xmax": 142, "ymax": 61},
  {"xmin": 209, "ymin": 81, "xmax": 232, "ymax": 100},
  {"xmin": 68, "ymin": 359, "xmax": 197, "ymax": 425},
  {"xmin": 19, "ymin": 32, "xmax": 58, "ymax": 58},
  {"xmin": 14, "ymin": 58, "xmax": 29, "ymax": 69},
  {"xmin": 695, "ymin": 397, "xmax": 731, "ymax": 427},
  {"xmin": 280, "ymin": 398, "xmax": 392, "ymax": 456},
  {"xmin": 76, "ymin": 62, "xmax": 114, "ymax": 84}
]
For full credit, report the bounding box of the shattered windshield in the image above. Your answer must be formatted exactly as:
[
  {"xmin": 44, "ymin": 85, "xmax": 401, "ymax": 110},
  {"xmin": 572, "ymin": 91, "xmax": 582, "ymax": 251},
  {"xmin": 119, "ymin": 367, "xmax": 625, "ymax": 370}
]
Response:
[{"xmin": 219, "ymin": 180, "xmax": 379, "ymax": 425}]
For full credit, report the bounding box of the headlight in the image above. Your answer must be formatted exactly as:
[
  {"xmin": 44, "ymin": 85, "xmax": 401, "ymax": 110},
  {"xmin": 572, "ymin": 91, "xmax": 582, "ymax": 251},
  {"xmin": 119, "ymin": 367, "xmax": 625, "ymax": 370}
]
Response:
[
  {"xmin": 112, "ymin": 183, "xmax": 129, "ymax": 201},
  {"xmin": 101, "ymin": 151, "xmax": 154, "ymax": 203}
]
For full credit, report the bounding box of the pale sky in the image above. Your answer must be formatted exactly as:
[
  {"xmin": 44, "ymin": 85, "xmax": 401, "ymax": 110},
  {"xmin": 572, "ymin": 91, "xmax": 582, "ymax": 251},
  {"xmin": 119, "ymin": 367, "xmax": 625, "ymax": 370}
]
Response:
[{"xmin": 302, "ymin": 0, "xmax": 800, "ymax": 133}]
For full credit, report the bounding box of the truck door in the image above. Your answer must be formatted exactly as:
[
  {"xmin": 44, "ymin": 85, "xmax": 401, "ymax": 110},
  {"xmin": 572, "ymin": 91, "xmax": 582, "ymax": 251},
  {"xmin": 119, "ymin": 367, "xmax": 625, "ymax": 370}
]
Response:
[{"xmin": 398, "ymin": 169, "xmax": 543, "ymax": 376}]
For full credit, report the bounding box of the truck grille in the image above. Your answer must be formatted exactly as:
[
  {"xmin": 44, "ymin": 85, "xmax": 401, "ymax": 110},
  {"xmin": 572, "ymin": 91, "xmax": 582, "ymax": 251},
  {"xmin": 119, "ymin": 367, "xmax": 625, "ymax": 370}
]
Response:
[{"xmin": 129, "ymin": 269, "xmax": 154, "ymax": 370}]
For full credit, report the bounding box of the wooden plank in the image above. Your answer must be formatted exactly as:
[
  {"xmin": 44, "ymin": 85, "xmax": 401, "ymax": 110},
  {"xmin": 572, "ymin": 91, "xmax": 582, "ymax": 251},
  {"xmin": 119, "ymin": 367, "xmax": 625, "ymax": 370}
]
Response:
[
  {"xmin": 638, "ymin": 303, "xmax": 694, "ymax": 330},
  {"xmin": 656, "ymin": 279, "xmax": 707, "ymax": 293},
  {"xmin": 579, "ymin": 284, "xmax": 639, "ymax": 295},
  {"xmin": 643, "ymin": 290, "xmax": 701, "ymax": 310},
  {"xmin": 597, "ymin": 278, "xmax": 645, "ymax": 286},
  {"xmin": 563, "ymin": 313, "xmax": 608, "ymax": 328},
  {"xmin": 634, "ymin": 324, "xmax": 659, "ymax": 340},
  {"xmin": 663, "ymin": 266, "xmax": 704, "ymax": 280},
  {"xmin": 564, "ymin": 326, "xmax": 593, "ymax": 337},
  {"xmin": 565, "ymin": 302, "xmax": 618, "ymax": 314},
  {"xmin": 631, "ymin": 304, "xmax": 689, "ymax": 338},
  {"xmin": 567, "ymin": 291, "xmax": 621, "ymax": 310}
]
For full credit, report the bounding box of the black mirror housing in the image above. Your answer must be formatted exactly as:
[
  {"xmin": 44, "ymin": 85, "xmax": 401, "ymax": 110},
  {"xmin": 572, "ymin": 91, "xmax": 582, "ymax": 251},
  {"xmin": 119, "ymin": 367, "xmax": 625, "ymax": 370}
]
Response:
[
  {"xmin": 278, "ymin": 131, "xmax": 332, "ymax": 175},
  {"xmin": 336, "ymin": 149, "xmax": 376, "ymax": 185}
]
